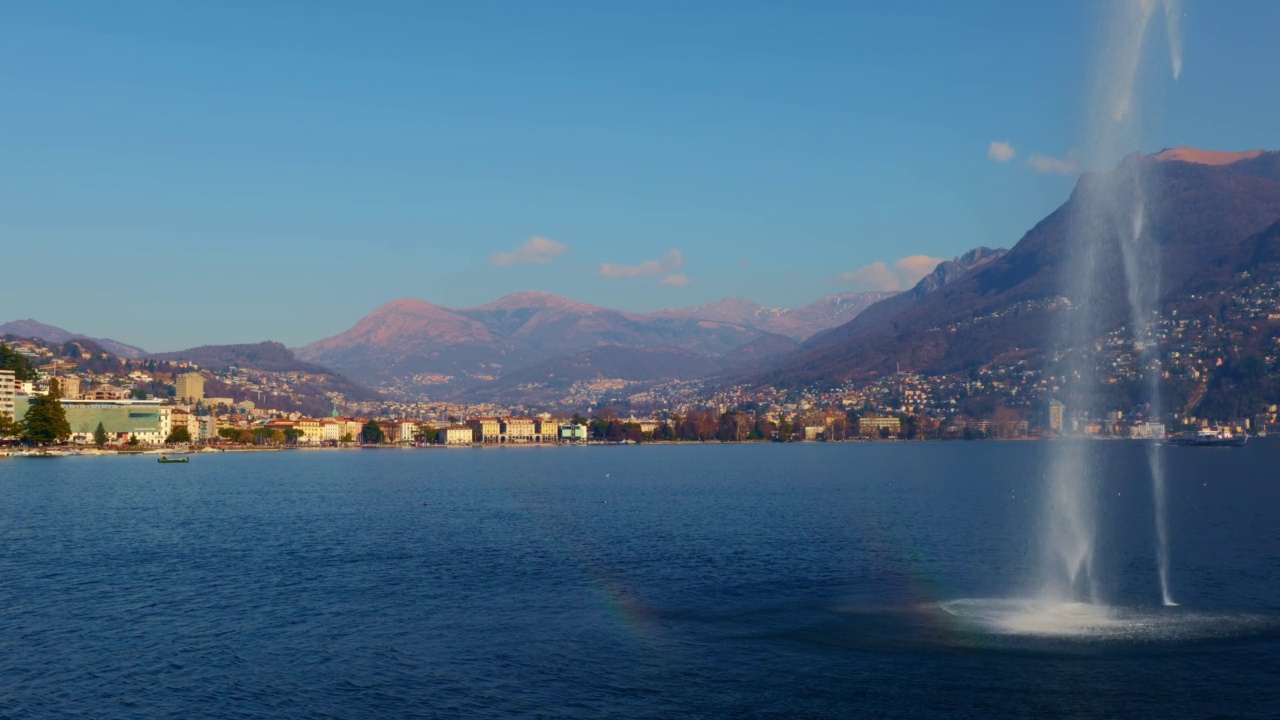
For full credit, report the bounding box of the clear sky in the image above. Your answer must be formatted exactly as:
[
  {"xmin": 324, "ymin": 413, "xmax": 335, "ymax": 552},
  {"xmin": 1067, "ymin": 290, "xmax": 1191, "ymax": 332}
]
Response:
[{"xmin": 4, "ymin": 1, "xmax": 1278, "ymax": 351}]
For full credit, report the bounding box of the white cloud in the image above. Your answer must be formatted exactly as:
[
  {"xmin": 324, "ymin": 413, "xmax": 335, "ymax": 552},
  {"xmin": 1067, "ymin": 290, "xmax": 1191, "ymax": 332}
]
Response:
[
  {"xmin": 490, "ymin": 236, "xmax": 569, "ymax": 266},
  {"xmin": 892, "ymin": 254, "xmax": 945, "ymax": 286},
  {"xmin": 660, "ymin": 274, "xmax": 691, "ymax": 287},
  {"xmin": 987, "ymin": 141, "xmax": 1016, "ymax": 163},
  {"xmin": 831, "ymin": 262, "xmax": 899, "ymax": 291},
  {"xmin": 1027, "ymin": 153, "xmax": 1079, "ymax": 175},
  {"xmin": 830, "ymin": 254, "xmax": 945, "ymax": 291},
  {"xmin": 600, "ymin": 249, "xmax": 684, "ymax": 279}
]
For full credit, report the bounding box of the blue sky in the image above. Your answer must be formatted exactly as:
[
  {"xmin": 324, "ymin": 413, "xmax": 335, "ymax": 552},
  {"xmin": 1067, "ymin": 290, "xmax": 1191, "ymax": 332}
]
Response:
[{"xmin": 3, "ymin": 1, "xmax": 1278, "ymax": 351}]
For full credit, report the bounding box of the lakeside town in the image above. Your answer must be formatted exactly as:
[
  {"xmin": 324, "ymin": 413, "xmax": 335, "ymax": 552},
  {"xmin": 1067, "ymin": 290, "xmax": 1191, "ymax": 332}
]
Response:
[{"xmin": 4, "ymin": 276, "xmax": 1280, "ymax": 454}]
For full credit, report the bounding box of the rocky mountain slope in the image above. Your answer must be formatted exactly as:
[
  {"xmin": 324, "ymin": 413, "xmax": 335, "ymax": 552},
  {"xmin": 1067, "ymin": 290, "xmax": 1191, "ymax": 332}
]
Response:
[{"xmin": 746, "ymin": 148, "xmax": 1280, "ymax": 390}]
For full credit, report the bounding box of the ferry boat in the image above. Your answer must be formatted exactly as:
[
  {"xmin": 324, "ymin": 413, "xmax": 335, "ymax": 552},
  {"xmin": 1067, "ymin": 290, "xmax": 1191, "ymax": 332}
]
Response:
[{"xmin": 1166, "ymin": 427, "xmax": 1248, "ymax": 447}]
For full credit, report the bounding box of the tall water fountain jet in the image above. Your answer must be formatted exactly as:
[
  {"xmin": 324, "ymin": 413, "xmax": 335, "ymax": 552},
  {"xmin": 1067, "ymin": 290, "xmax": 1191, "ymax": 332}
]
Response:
[{"xmin": 1040, "ymin": 0, "xmax": 1182, "ymax": 608}]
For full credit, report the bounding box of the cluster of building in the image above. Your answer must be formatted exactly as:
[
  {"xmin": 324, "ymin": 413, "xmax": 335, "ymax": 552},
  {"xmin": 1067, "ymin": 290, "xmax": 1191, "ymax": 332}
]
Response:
[
  {"xmin": 253, "ymin": 416, "xmax": 593, "ymax": 446},
  {"xmin": 1, "ymin": 361, "xmax": 600, "ymax": 447},
  {"xmin": 1, "ymin": 367, "xmax": 211, "ymax": 445},
  {"xmin": 9, "ymin": 272, "xmax": 1280, "ymax": 447},
  {"xmin": 462, "ymin": 417, "xmax": 589, "ymax": 444},
  {"xmin": 635, "ymin": 279, "xmax": 1280, "ymax": 438}
]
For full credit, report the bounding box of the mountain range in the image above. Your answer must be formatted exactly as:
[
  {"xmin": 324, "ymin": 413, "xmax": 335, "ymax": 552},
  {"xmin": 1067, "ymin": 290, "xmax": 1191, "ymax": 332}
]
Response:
[
  {"xmin": 743, "ymin": 147, "xmax": 1280, "ymax": 390},
  {"xmin": 0, "ymin": 319, "xmax": 148, "ymax": 359},
  {"xmin": 10, "ymin": 146, "xmax": 1277, "ymax": 411},
  {"xmin": 293, "ymin": 290, "xmax": 900, "ymax": 397}
]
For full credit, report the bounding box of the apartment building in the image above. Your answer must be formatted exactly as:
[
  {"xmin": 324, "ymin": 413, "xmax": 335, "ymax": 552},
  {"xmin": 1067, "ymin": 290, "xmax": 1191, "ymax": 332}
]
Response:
[
  {"xmin": 467, "ymin": 418, "xmax": 502, "ymax": 443},
  {"xmin": 176, "ymin": 372, "xmax": 205, "ymax": 403},
  {"xmin": 438, "ymin": 425, "xmax": 474, "ymax": 445},
  {"xmin": 56, "ymin": 377, "xmax": 81, "ymax": 400},
  {"xmin": 858, "ymin": 416, "xmax": 902, "ymax": 436},
  {"xmin": 169, "ymin": 408, "xmax": 200, "ymax": 439},
  {"xmin": 500, "ymin": 417, "xmax": 536, "ymax": 443},
  {"xmin": 320, "ymin": 419, "xmax": 341, "ymax": 443},
  {"xmin": 533, "ymin": 417, "xmax": 556, "ymax": 441},
  {"xmin": 395, "ymin": 419, "xmax": 418, "ymax": 443},
  {"xmin": 296, "ymin": 418, "xmax": 323, "ymax": 444},
  {"xmin": 83, "ymin": 385, "xmax": 130, "ymax": 401},
  {"xmin": 0, "ymin": 370, "xmax": 14, "ymax": 419}
]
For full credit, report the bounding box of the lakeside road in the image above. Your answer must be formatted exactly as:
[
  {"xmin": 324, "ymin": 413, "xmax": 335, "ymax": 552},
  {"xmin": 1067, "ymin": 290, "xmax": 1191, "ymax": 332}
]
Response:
[{"xmin": 5, "ymin": 427, "xmax": 1239, "ymax": 456}]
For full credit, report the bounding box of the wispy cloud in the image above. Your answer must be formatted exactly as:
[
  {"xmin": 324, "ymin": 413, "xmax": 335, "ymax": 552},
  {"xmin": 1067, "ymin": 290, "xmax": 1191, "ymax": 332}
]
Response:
[
  {"xmin": 893, "ymin": 254, "xmax": 945, "ymax": 284},
  {"xmin": 600, "ymin": 249, "xmax": 684, "ymax": 279},
  {"xmin": 1027, "ymin": 153, "xmax": 1078, "ymax": 175},
  {"xmin": 830, "ymin": 254, "xmax": 945, "ymax": 291},
  {"xmin": 831, "ymin": 262, "xmax": 898, "ymax": 291},
  {"xmin": 490, "ymin": 236, "xmax": 569, "ymax": 266},
  {"xmin": 987, "ymin": 141, "xmax": 1016, "ymax": 163},
  {"xmin": 660, "ymin": 274, "xmax": 691, "ymax": 287}
]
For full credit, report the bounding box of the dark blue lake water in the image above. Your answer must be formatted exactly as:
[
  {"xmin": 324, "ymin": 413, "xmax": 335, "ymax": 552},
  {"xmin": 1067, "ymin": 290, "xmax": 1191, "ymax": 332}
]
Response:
[{"xmin": 2, "ymin": 442, "xmax": 1278, "ymax": 718}]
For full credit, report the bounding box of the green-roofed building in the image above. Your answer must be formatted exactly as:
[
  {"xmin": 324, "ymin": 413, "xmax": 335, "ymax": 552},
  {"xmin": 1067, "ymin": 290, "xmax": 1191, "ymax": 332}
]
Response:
[{"xmin": 13, "ymin": 397, "xmax": 172, "ymax": 445}]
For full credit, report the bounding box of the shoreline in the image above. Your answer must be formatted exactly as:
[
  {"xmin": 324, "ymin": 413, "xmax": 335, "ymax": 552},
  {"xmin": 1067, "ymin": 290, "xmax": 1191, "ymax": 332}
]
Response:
[{"xmin": 5, "ymin": 435, "xmax": 1237, "ymax": 458}]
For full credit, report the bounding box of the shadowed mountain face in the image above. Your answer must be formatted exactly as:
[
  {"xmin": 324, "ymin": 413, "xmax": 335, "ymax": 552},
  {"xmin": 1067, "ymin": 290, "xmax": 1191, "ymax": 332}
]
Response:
[
  {"xmin": 295, "ymin": 290, "xmax": 899, "ymax": 397},
  {"xmin": 461, "ymin": 345, "xmax": 721, "ymax": 407},
  {"xmin": 805, "ymin": 247, "xmax": 1007, "ymax": 349},
  {"xmin": 149, "ymin": 341, "xmax": 336, "ymax": 374},
  {"xmin": 147, "ymin": 341, "xmax": 382, "ymax": 402},
  {"xmin": 747, "ymin": 149, "xmax": 1280, "ymax": 390},
  {"xmin": 0, "ymin": 319, "xmax": 147, "ymax": 359}
]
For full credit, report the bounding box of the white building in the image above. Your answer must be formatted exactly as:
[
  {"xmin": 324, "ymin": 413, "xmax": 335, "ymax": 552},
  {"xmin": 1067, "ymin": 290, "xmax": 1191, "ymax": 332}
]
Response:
[
  {"xmin": 198, "ymin": 415, "xmax": 219, "ymax": 441},
  {"xmin": 1129, "ymin": 422, "xmax": 1166, "ymax": 439},
  {"xmin": 438, "ymin": 425, "xmax": 474, "ymax": 445},
  {"xmin": 396, "ymin": 420, "xmax": 418, "ymax": 443},
  {"xmin": 321, "ymin": 419, "xmax": 341, "ymax": 443},
  {"xmin": 501, "ymin": 417, "xmax": 536, "ymax": 443},
  {"xmin": 0, "ymin": 370, "xmax": 15, "ymax": 419}
]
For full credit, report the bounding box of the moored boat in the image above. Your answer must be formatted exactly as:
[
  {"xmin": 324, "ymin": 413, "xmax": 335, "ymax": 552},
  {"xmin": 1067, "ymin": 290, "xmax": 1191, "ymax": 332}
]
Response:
[{"xmin": 1166, "ymin": 428, "xmax": 1248, "ymax": 447}]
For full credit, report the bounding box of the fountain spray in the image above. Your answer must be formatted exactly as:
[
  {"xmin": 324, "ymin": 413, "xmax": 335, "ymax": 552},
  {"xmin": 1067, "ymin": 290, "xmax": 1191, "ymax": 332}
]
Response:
[{"xmin": 1042, "ymin": 0, "xmax": 1181, "ymax": 606}]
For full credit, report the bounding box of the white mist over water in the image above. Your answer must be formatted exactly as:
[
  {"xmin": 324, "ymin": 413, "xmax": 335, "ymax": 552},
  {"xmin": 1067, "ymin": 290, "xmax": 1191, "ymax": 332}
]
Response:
[{"xmin": 1035, "ymin": 0, "xmax": 1183, "ymax": 623}]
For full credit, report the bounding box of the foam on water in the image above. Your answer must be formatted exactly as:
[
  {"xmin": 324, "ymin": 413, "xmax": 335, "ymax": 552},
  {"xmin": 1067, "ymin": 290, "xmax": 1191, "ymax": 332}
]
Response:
[{"xmin": 939, "ymin": 598, "xmax": 1271, "ymax": 642}]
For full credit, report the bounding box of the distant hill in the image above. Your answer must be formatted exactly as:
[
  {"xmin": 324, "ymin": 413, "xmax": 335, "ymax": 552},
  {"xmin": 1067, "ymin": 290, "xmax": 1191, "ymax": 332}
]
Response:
[
  {"xmin": 149, "ymin": 341, "xmax": 380, "ymax": 401},
  {"xmin": 0, "ymin": 319, "xmax": 147, "ymax": 359},
  {"xmin": 151, "ymin": 341, "xmax": 338, "ymax": 374},
  {"xmin": 715, "ymin": 332, "xmax": 802, "ymax": 373},
  {"xmin": 461, "ymin": 345, "xmax": 720, "ymax": 407},
  {"xmin": 296, "ymin": 290, "xmax": 896, "ymax": 398},
  {"xmin": 746, "ymin": 148, "xmax": 1280, "ymax": 390}
]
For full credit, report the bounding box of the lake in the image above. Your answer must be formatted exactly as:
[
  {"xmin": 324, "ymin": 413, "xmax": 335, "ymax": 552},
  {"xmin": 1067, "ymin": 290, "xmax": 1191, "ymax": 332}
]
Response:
[{"xmin": 2, "ymin": 442, "xmax": 1278, "ymax": 718}]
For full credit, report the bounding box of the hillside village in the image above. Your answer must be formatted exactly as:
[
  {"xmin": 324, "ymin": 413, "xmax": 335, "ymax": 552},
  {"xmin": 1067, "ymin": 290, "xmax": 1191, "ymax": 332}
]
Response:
[
  {"xmin": 10, "ymin": 148, "xmax": 1280, "ymax": 448},
  {"xmin": 5, "ymin": 269, "xmax": 1280, "ymax": 451}
]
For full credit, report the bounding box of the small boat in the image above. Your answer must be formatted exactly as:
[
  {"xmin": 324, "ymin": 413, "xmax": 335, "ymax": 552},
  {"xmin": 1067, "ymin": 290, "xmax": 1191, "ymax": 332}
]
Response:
[
  {"xmin": 158, "ymin": 456, "xmax": 189, "ymax": 463},
  {"xmin": 1166, "ymin": 428, "xmax": 1248, "ymax": 447}
]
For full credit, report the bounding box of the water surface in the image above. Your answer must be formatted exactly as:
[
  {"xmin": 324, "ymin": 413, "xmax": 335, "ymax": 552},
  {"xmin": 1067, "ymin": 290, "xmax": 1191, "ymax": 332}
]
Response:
[{"xmin": 2, "ymin": 442, "xmax": 1277, "ymax": 718}]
